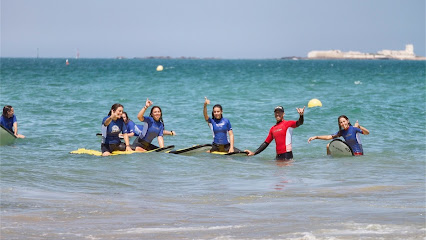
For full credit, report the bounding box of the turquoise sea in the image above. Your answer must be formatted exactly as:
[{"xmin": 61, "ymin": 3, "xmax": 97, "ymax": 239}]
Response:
[{"xmin": 1, "ymin": 58, "xmax": 425, "ymax": 239}]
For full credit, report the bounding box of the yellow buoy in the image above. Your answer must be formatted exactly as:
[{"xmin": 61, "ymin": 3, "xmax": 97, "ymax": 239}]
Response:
[
  {"xmin": 156, "ymin": 65, "xmax": 164, "ymax": 71},
  {"xmin": 308, "ymin": 98, "xmax": 322, "ymax": 108}
]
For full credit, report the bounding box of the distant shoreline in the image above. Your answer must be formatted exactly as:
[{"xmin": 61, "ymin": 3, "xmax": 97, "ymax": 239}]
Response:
[{"xmin": 0, "ymin": 56, "xmax": 425, "ymax": 60}]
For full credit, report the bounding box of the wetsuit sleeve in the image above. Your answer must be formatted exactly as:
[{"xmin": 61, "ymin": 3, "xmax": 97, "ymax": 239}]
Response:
[
  {"xmin": 254, "ymin": 142, "xmax": 269, "ymax": 155},
  {"xmin": 265, "ymin": 127, "xmax": 274, "ymax": 143},
  {"xmin": 121, "ymin": 120, "xmax": 127, "ymax": 134},
  {"xmin": 126, "ymin": 121, "xmax": 135, "ymax": 134},
  {"xmin": 0, "ymin": 116, "xmax": 5, "ymax": 127},
  {"xmin": 102, "ymin": 116, "xmax": 109, "ymax": 126},
  {"xmin": 354, "ymin": 127, "xmax": 363, "ymax": 134},
  {"xmin": 296, "ymin": 115, "xmax": 304, "ymax": 127},
  {"xmin": 158, "ymin": 124, "xmax": 164, "ymax": 137},
  {"xmin": 227, "ymin": 119, "xmax": 232, "ymax": 131},
  {"xmin": 332, "ymin": 131, "xmax": 341, "ymax": 139}
]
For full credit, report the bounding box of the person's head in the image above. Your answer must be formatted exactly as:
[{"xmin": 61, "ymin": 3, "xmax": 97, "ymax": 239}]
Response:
[
  {"xmin": 338, "ymin": 115, "xmax": 351, "ymax": 131},
  {"xmin": 108, "ymin": 103, "xmax": 124, "ymax": 119},
  {"xmin": 274, "ymin": 106, "xmax": 285, "ymax": 123},
  {"xmin": 122, "ymin": 112, "xmax": 130, "ymax": 123},
  {"xmin": 2, "ymin": 105, "xmax": 14, "ymax": 118},
  {"xmin": 211, "ymin": 104, "xmax": 223, "ymax": 120},
  {"xmin": 150, "ymin": 106, "xmax": 164, "ymax": 127}
]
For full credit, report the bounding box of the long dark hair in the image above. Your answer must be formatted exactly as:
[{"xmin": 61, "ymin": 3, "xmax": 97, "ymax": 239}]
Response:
[
  {"xmin": 122, "ymin": 111, "xmax": 130, "ymax": 123},
  {"xmin": 211, "ymin": 104, "xmax": 223, "ymax": 120},
  {"xmin": 108, "ymin": 103, "xmax": 123, "ymax": 116},
  {"xmin": 2, "ymin": 105, "xmax": 13, "ymax": 117},
  {"xmin": 150, "ymin": 106, "xmax": 164, "ymax": 127},
  {"xmin": 337, "ymin": 115, "xmax": 352, "ymax": 132}
]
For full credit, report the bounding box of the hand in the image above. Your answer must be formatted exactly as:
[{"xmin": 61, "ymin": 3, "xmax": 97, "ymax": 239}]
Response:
[
  {"xmin": 245, "ymin": 150, "xmax": 254, "ymax": 156},
  {"xmin": 354, "ymin": 120, "xmax": 360, "ymax": 128},
  {"xmin": 307, "ymin": 136, "xmax": 316, "ymax": 143},
  {"xmin": 204, "ymin": 97, "xmax": 210, "ymax": 105},
  {"xmin": 296, "ymin": 106, "xmax": 305, "ymax": 116},
  {"xmin": 145, "ymin": 98, "xmax": 153, "ymax": 108},
  {"xmin": 228, "ymin": 147, "xmax": 234, "ymax": 154}
]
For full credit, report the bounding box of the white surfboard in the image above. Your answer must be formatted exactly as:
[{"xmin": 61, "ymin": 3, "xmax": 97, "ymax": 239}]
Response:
[{"xmin": 329, "ymin": 139, "xmax": 354, "ymax": 157}]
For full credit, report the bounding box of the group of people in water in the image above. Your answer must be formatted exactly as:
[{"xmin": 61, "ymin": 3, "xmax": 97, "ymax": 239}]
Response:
[
  {"xmin": 2, "ymin": 100, "xmax": 369, "ymax": 159},
  {"xmin": 97, "ymin": 98, "xmax": 369, "ymax": 159}
]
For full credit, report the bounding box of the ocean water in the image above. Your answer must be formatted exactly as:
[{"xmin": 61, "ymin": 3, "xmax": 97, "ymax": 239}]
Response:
[{"xmin": 0, "ymin": 58, "xmax": 425, "ymax": 239}]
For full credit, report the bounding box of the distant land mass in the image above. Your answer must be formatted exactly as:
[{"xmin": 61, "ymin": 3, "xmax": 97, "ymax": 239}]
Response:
[
  {"xmin": 307, "ymin": 44, "xmax": 425, "ymax": 60},
  {"xmin": 112, "ymin": 44, "xmax": 425, "ymax": 60}
]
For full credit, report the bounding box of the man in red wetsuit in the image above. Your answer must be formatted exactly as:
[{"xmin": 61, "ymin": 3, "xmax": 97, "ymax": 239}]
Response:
[{"xmin": 246, "ymin": 105, "xmax": 305, "ymax": 160}]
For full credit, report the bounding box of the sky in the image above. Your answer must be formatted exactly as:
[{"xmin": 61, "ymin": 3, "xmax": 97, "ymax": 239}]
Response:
[{"xmin": 1, "ymin": 0, "xmax": 425, "ymax": 59}]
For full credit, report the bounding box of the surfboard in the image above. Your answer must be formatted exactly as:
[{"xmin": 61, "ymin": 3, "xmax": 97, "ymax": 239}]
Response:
[
  {"xmin": 329, "ymin": 139, "xmax": 354, "ymax": 157},
  {"xmin": 70, "ymin": 145, "xmax": 175, "ymax": 156},
  {"xmin": 210, "ymin": 151, "xmax": 249, "ymax": 156},
  {"xmin": 168, "ymin": 144, "xmax": 212, "ymax": 155},
  {"xmin": 0, "ymin": 125, "xmax": 17, "ymax": 146}
]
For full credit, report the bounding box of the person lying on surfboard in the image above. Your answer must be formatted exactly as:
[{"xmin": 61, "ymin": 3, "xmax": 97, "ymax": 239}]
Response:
[
  {"xmin": 246, "ymin": 105, "xmax": 305, "ymax": 160},
  {"xmin": 132, "ymin": 98, "xmax": 168, "ymax": 152},
  {"xmin": 101, "ymin": 103, "xmax": 132, "ymax": 156},
  {"xmin": 203, "ymin": 97, "xmax": 246, "ymax": 154},
  {"xmin": 1, "ymin": 105, "xmax": 25, "ymax": 138},
  {"xmin": 307, "ymin": 115, "xmax": 369, "ymax": 155}
]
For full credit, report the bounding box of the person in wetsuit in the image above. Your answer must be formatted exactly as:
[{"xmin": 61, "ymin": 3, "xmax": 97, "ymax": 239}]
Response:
[
  {"xmin": 101, "ymin": 103, "xmax": 132, "ymax": 156},
  {"xmin": 203, "ymin": 97, "xmax": 245, "ymax": 154},
  {"xmin": 307, "ymin": 115, "xmax": 369, "ymax": 155},
  {"xmin": 246, "ymin": 105, "xmax": 305, "ymax": 160},
  {"xmin": 132, "ymin": 98, "xmax": 167, "ymax": 152}
]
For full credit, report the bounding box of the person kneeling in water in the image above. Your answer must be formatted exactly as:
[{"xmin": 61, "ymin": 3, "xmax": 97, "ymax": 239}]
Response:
[
  {"xmin": 203, "ymin": 97, "xmax": 246, "ymax": 154},
  {"xmin": 307, "ymin": 115, "xmax": 369, "ymax": 155}
]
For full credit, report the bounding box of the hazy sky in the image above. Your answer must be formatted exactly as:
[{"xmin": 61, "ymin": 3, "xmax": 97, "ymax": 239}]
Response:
[{"xmin": 1, "ymin": 0, "xmax": 425, "ymax": 59}]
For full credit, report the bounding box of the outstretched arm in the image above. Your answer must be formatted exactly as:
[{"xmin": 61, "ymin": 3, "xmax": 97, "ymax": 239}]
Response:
[
  {"xmin": 246, "ymin": 142, "xmax": 269, "ymax": 156},
  {"xmin": 308, "ymin": 135, "xmax": 334, "ymax": 143}
]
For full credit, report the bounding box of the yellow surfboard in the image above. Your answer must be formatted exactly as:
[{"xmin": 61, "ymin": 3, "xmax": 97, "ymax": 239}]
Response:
[{"xmin": 70, "ymin": 145, "xmax": 174, "ymax": 156}]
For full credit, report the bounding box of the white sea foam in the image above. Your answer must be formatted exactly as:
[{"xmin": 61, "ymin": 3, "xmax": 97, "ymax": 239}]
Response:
[{"xmin": 115, "ymin": 225, "xmax": 245, "ymax": 234}]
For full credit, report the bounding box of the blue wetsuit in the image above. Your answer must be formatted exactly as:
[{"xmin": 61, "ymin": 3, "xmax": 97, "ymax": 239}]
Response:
[
  {"xmin": 124, "ymin": 120, "xmax": 147, "ymax": 137},
  {"xmin": 208, "ymin": 117, "xmax": 232, "ymax": 145},
  {"xmin": 0, "ymin": 115, "xmax": 17, "ymax": 132},
  {"xmin": 132, "ymin": 116, "xmax": 163, "ymax": 151},
  {"xmin": 333, "ymin": 126, "xmax": 364, "ymax": 154},
  {"xmin": 101, "ymin": 116, "xmax": 127, "ymax": 145}
]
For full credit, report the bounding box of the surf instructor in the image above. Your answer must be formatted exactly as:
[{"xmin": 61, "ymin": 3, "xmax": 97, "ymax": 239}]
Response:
[{"xmin": 246, "ymin": 105, "xmax": 305, "ymax": 160}]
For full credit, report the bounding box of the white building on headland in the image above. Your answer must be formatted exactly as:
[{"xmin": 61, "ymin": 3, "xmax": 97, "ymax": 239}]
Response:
[{"xmin": 308, "ymin": 44, "xmax": 424, "ymax": 60}]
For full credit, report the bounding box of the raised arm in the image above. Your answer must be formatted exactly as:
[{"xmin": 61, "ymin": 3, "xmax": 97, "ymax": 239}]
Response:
[
  {"xmin": 137, "ymin": 98, "xmax": 153, "ymax": 122},
  {"xmin": 296, "ymin": 106, "xmax": 305, "ymax": 127},
  {"xmin": 354, "ymin": 120, "xmax": 369, "ymax": 135},
  {"xmin": 203, "ymin": 97, "xmax": 210, "ymax": 121}
]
